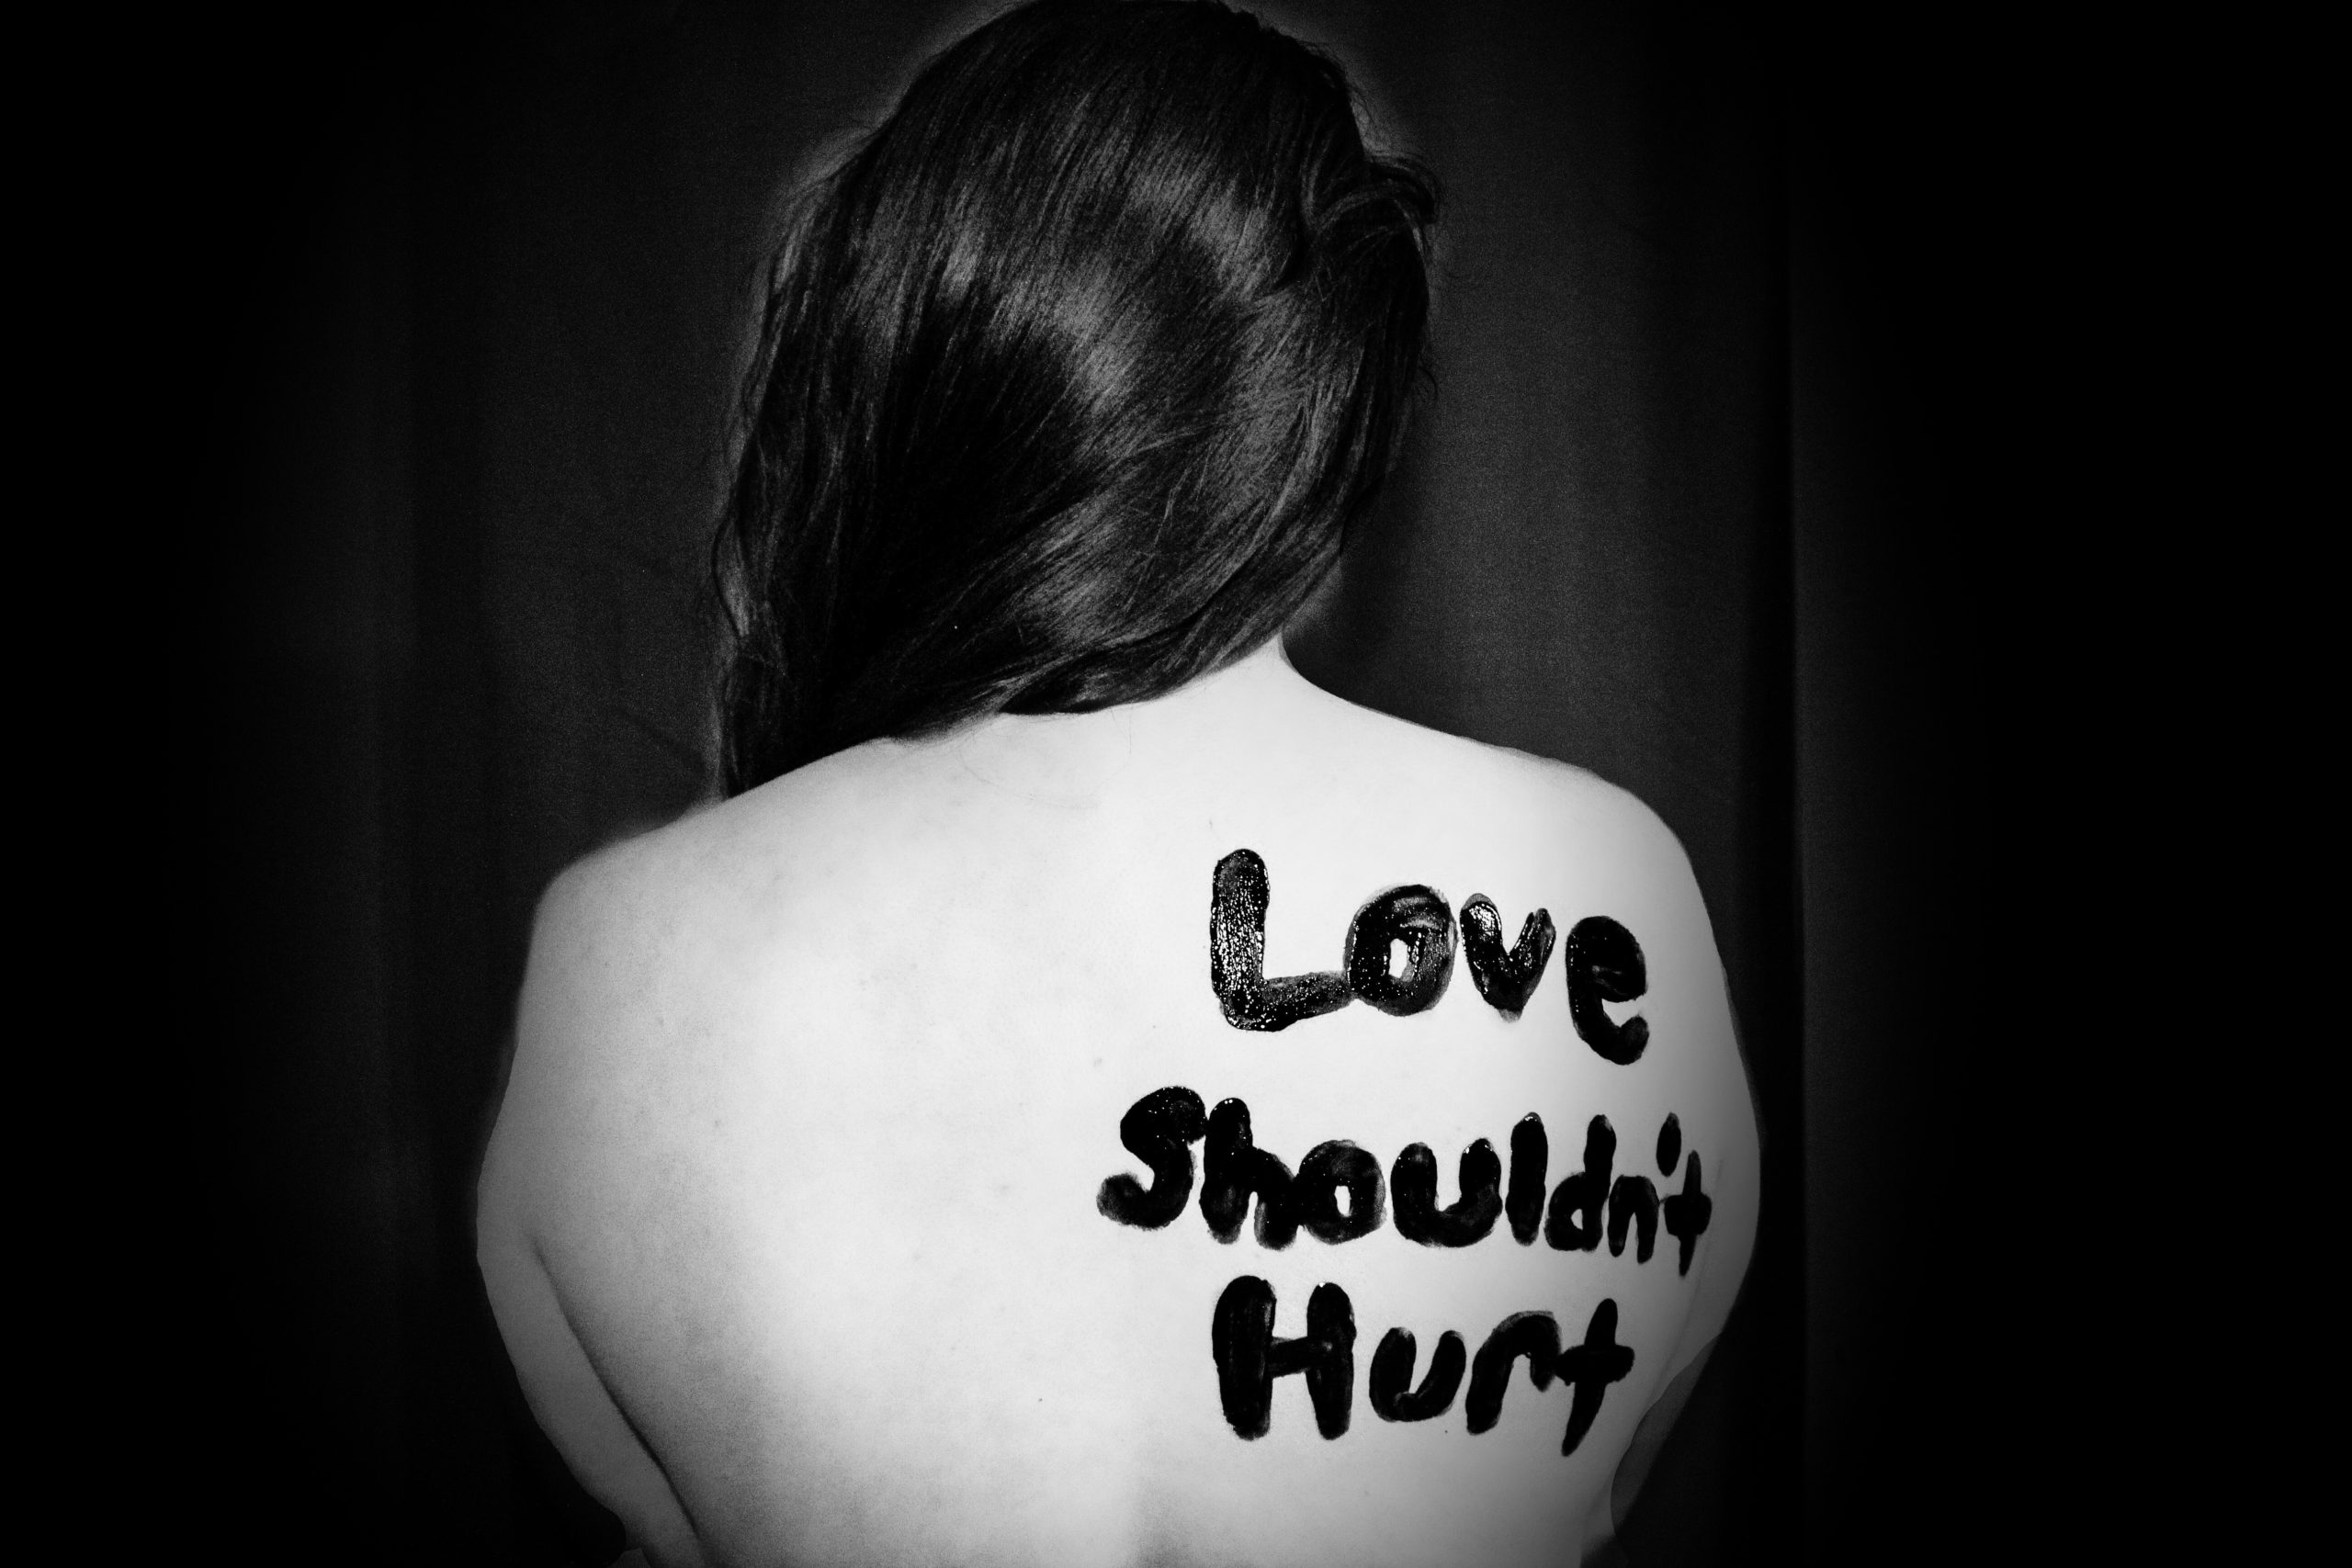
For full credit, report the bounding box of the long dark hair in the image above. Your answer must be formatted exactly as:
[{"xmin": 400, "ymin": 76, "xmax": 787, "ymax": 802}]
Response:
[{"xmin": 715, "ymin": 0, "xmax": 1437, "ymax": 794}]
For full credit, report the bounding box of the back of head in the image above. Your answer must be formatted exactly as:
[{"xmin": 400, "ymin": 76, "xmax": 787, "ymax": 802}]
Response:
[{"xmin": 717, "ymin": 0, "xmax": 1437, "ymax": 794}]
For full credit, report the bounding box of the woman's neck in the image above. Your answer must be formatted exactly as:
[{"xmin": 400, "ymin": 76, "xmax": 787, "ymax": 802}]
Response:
[{"xmin": 926, "ymin": 637, "xmax": 1329, "ymax": 806}]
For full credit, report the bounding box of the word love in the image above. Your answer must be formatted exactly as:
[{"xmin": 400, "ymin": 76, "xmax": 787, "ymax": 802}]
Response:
[
  {"xmin": 1098, "ymin": 1089, "xmax": 1713, "ymax": 1274},
  {"xmin": 1211, "ymin": 849, "xmax": 1650, "ymax": 1058},
  {"xmin": 1213, "ymin": 1277, "xmax": 1634, "ymax": 1454}
]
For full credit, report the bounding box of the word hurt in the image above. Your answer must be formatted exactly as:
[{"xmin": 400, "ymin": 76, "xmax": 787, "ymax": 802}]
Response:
[{"xmin": 1212, "ymin": 1278, "xmax": 1634, "ymax": 1453}]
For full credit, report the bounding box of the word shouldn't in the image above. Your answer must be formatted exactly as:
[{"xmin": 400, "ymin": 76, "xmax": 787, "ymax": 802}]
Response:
[
  {"xmin": 1210, "ymin": 849, "xmax": 1650, "ymax": 1059},
  {"xmin": 1099, "ymin": 1089, "xmax": 1713, "ymax": 1274},
  {"xmin": 1213, "ymin": 1277, "xmax": 1634, "ymax": 1454}
]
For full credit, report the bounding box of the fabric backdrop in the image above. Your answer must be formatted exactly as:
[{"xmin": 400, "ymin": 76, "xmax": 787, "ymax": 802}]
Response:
[{"xmin": 172, "ymin": 2, "xmax": 2013, "ymax": 1561}]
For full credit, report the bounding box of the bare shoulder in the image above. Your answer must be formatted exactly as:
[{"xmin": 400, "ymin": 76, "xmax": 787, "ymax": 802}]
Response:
[
  {"xmin": 490, "ymin": 815, "xmax": 735, "ymax": 1167},
  {"xmin": 1317, "ymin": 701, "xmax": 1760, "ymax": 1342},
  {"xmin": 1302, "ymin": 686, "xmax": 1708, "ymax": 896},
  {"xmin": 482, "ymin": 748, "xmax": 907, "ymax": 1237},
  {"xmin": 503, "ymin": 742, "xmax": 928, "ymax": 1066},
  {"xmin": 477, "ymin": 749, "xmax": 943, "ymax": 1558},
  {"xmin": 473, "ymin": 815, "xmax": 743, "ymax": 1567}
]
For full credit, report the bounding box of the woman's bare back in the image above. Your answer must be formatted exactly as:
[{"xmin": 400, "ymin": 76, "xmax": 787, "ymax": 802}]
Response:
[{"xmin": 479, "ymin": 644, "xmax": 1760, "ymax": 1567}]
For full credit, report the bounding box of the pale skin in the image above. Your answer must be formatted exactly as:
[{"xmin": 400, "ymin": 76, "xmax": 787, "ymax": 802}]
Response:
[{"xmin": 477, "ymin": 637, "xmax": 1761, "ymax": 1568}]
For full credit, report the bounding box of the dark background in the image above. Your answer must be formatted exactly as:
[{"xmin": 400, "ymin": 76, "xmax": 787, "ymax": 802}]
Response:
[{"xmin": 141, "ymin": 0, "xmax": 2077, "ymax": 1561}]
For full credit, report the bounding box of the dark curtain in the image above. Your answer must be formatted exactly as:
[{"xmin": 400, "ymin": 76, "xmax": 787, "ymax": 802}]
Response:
[{"xmin": 169, "ymin": 2, "xmax": 2013, "ymax": 1561}]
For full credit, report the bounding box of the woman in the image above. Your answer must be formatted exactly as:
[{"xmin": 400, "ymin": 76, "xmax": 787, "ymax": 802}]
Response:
[{"xmin": 478, "ymin": 2, "xmax": 1759, "ymax": 1563}]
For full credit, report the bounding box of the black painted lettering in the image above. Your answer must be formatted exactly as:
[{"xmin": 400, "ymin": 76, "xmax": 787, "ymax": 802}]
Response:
[
  {"xmin": 1211, "ymin": 1276, "xmax": 1356, "ymax": 1439},
  {"xmin": 1458, "ymin": 896, "xmax": 1556, "ymax": 1019},
  {"xmin": 1564, "ymin": 916, "xmax": 1650, "ymax": 1065},
  {"xmin": 1544, "ymin": 1116, "xmax": 1617, "ymax": 1252},
  {"xmin": 1464, "ymin": 1312, "xmax": 1560, "ymax": 1434},
  {"xmin": 1606, "ymin": 1175, "xmax": 1659, "ymax": 1262},
  {"xmin": 1343, "ymin": 885, "xmax": 1456, "ymax": 1016},
  {"xmin": 1555, "ymin": 1299, "xmax": 1635, "ymax": 1456},
  {"xmin": 1657, "ymin": 1112, "xmax": 1681, "ymax": 1175},
  {"xmin": 1391, "ymin": 1140, "xmax": 1502, "ymax": 1247},
  {"xmin": 1201, "ymin": 1098, "xmax": 1299, "ymax": 1248},
  {"xmin": 1294, "ymin": 1141, "xmax": 1386, "ymax": 1244},
  {"xmin": 1661, "ymin": 1151, "xmax": 1713, "ymax": 1276},
  {"xmin": 1462, "ymin": 1303, "xmax": 1637, "ymax": 1453},
  {"xmin": 1095, "ymin": 1087, "xmax": 1208, "ymax": 1229},
  {"xmin": 1210, "ymin": 850, "xmax": 1351, "ymax": 1032},
  {"xmin": 1368, "ymin": 1327, "xmax": 1465, "ymax": 1422},
  {"xmin": 1507, "ymin": 1113, "xmax": 1548, "ymax": 1246}
]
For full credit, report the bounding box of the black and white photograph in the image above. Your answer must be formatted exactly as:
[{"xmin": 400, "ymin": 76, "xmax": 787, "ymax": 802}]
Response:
[{"xmin": 140, "ymin": 0, "xmax": 2099, "ymax": 1562}]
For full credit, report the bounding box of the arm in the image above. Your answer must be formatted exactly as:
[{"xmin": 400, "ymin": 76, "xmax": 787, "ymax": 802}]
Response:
[
  {"xmin": 1574, "ymin": 784, "xmax": 1764, "ymax": 1558},
  {"xmin": 477, "ymin": 857, "xmax": 713, "ymax": 1568}
]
